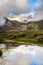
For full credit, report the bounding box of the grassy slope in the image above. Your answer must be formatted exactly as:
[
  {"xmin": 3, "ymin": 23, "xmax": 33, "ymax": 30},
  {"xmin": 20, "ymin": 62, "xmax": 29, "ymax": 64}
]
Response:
[{"xmin": 0, "ymin": 30, "xmax": 43, "ymax": 46}]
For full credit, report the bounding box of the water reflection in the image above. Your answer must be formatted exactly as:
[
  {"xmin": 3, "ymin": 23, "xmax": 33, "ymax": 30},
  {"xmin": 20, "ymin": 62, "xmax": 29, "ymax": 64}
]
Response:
[{"xmin": 0, "ymin": 45, "xmax": 43, "ymax": 65}]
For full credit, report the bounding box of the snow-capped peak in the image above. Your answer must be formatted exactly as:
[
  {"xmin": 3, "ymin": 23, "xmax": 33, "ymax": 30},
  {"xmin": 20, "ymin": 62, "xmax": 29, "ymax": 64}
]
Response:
[{"xmin": 7, "ymin": 13, "xmax": 34, "ymax": 23}]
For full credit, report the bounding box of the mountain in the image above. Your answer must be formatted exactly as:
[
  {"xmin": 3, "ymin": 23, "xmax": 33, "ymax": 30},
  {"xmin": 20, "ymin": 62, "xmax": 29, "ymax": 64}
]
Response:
[
  {"xmin": 0, "ymin": 17, "xmax": 26, "ymax": 30},
  {"xmin": 27, "ymin": 20, "xmax": 43, "ymax": 30},
  {"xmin": 0, "ymin": 17, "xmax": 43, "ymax": 31}
]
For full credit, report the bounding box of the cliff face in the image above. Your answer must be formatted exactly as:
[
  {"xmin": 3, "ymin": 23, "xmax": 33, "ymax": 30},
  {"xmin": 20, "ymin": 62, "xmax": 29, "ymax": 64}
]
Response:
[{"xmin": 0, "ymin": 19, "xmax": 26, "ymax": 30}]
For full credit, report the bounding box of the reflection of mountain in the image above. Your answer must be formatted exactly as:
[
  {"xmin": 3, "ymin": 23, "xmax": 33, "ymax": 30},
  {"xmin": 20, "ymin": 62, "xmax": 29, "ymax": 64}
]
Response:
[{"xmin": 0, "ymin": 17, "xmax": 43, "ymax": 30}]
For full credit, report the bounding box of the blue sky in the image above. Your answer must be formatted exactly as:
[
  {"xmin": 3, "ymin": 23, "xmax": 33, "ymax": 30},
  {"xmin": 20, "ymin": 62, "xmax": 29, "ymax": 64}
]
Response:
[
  {"xmin": 29, "ymin": 0, "xmax": 38, "ymax": 4},
  {"xmin": 26, "ymin": 0, "xmax": 38, "ymax": 12},
  {"xmin": 8, "ymin": 9, "xmax": 16, "ymax": 16}
]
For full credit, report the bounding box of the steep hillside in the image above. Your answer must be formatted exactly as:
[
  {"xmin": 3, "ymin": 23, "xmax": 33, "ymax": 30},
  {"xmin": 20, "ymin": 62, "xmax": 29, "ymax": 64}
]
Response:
[
  {"xmin": 0, "ymin": 18, "xmax": 43, "ymax": 31},
  {"xmin": 0, "ymin": 18, "xmax": 26, "ymax": 30},
  {"xmin": 27, "ymin": 20, "xmax": 43, "ymax": 30}
]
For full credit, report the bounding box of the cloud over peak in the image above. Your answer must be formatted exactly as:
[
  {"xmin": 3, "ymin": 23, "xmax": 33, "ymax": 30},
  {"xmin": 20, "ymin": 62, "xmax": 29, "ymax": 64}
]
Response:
[{"xmin": 0, "ymin": 0, "xmax": 43, "ymax": 25}]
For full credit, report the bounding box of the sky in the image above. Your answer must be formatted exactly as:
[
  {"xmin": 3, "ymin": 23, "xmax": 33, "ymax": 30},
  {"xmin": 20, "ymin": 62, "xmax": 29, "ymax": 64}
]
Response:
[{"xmin": 0, "ymin": 0, "xmax": 43, "ymax": 25}]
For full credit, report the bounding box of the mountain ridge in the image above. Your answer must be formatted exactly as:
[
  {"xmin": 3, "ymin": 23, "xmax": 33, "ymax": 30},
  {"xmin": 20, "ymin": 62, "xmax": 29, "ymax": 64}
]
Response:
[{"xmin": 0, "ymin": 18, "xmax": 43, "ymax": 30}]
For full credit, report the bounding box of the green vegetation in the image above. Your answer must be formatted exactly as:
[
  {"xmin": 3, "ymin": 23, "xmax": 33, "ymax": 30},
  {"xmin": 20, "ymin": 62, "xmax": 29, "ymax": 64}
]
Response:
[{"xmin": 0, "ymin": 29, "xmax": 43, "ymax": 46}]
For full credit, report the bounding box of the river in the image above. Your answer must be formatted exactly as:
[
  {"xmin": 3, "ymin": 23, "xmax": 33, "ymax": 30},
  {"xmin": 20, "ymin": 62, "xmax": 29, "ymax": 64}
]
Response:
[{"xmin": 0, "ymin": 45, "xmax": 43, "ymax": 65}]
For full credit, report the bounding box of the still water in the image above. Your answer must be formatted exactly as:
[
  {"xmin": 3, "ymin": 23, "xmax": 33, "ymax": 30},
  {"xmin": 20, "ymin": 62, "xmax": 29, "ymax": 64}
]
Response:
[{"xmin": 0, "ymin": 45, "xmax": 43, "ymax": 65}]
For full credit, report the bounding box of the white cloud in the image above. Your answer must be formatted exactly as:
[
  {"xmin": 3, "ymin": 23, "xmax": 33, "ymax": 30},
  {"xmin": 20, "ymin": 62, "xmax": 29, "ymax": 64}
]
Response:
[
  {"xmin": 0, "ymin": 0, "xmax": 29, "ymax": 25},
  {"xmin": 0, "ymin": 0, "xmax": 29, "ymax": 16},
  {"xmin": 30, "ymin": 0, "xmax": 43, "ymax": 20},
  {"xmin": 0, "ymin": 0, "xmax": 43, "ymax": 25}
]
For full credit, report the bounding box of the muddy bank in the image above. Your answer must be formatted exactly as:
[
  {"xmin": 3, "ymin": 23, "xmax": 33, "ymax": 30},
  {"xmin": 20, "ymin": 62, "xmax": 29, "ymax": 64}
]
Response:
[{"xmin": 0, "ymin": 42, "xmax": 36, "ymax": 47}]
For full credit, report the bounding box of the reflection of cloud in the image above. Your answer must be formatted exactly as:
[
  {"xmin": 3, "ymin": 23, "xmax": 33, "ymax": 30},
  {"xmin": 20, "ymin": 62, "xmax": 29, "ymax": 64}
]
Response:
[{"xmin": 2, "ymin": 45, "xmax": 43, "ymax": 65}]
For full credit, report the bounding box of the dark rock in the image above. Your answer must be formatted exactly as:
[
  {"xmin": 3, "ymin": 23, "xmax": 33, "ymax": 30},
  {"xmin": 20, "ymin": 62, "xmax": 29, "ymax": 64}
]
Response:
[{"xmin": 0, "ymin": 50, "xmax": 2, "ymax": 57}]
